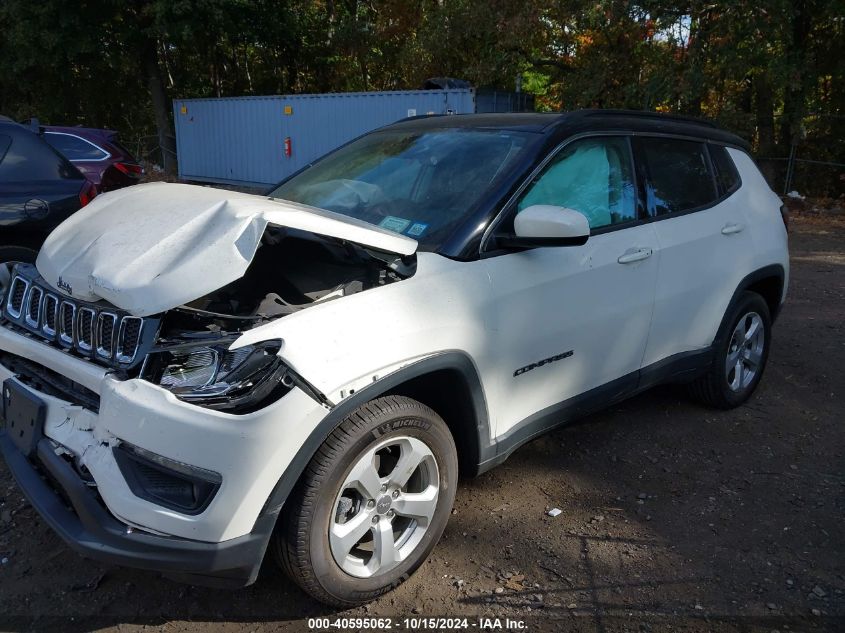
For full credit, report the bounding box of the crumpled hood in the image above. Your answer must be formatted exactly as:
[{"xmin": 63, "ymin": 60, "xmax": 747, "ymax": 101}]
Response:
[{"xmin": 36, "ymin": 182, "xmax": 417, "ymax": 316}]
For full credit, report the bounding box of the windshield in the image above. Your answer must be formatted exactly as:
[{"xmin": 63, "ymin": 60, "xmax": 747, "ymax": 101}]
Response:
[{"xmin": 268, "ymin": 128, "xmax": 533, "ymax": 251}]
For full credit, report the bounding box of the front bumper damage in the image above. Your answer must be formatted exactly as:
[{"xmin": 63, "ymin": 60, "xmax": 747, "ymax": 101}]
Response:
[
  {"xmin": 0, "ymin": 433, "xmax": 274, "ymax": 587},
  {"xmin": 0, "ymin": 323, "xmax": 331, "ymax": 587}
]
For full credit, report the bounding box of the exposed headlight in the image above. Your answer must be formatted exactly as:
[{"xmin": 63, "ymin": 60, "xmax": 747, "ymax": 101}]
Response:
[{"xmin": 142, "ymin": 340, "xmax": 292, "ymax": 411}]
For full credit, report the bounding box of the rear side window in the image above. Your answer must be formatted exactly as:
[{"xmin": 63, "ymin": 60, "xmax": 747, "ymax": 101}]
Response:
[
  {"xmin": 44, "ymin": 132, "xmax": 109, "ymax": 160},
  {"xmin": 709, "ymin": 144, "xmax": 741, "ymax": 195},
  {"xmin": 0, "ymin": 130, "xmax": 84, "ymax": 182},
  {"xmin": 639, "ymin": 137, "xmax": 717, "ymax": 215}
]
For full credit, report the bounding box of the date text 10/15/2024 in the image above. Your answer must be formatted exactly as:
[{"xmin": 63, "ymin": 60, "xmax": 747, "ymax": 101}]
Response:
[{"xmin": 308, "ymin": 617, "xmax": 528, "ymax": 630}]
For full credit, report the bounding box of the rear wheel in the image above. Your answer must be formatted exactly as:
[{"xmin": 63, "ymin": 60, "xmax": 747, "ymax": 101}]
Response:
[
  {"xmin": 689, "ymin": 291, "xmax": 771, "ymax": 409},
  {"xmin": 274, "ymin": 395, "xmax": 458, "ymax": 606}
]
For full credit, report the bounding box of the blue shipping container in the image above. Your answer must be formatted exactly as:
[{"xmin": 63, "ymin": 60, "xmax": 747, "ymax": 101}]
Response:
[{"xmin": 173, "ymin": 89, "xmax": 475, "ymax": 187}]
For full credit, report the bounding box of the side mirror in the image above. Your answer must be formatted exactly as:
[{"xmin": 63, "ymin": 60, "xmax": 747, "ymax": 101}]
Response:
[{"xmin": 500, "ymin": 205, "xmax": 590, "ymax": 249}]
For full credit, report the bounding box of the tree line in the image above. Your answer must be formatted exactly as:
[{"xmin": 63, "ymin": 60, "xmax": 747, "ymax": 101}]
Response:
[{"xmin": 1, "ymin": 1, "xmax": 842, "ymax": 192}]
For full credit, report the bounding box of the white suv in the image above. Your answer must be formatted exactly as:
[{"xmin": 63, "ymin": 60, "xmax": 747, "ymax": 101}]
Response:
[{"xmin": 0, "ymin": 111, "xmax": 788, "ymax": 605}]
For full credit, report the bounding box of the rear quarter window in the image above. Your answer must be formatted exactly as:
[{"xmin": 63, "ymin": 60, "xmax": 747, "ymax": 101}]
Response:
[
  {"xmin": 709, "ymin": 144, "xmax": 741, "ymax": 195},
  {"xmin": 44, "ymin": 132, "xmax": 109, "ymax": 161},
  {"xmin": 639, "ymin": 137, "xmax": 717, "ymax": 215}
]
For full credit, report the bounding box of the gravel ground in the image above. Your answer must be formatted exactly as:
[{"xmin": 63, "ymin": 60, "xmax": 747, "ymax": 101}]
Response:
[{"xmin": 0, "ymin": 214, "xmax": 842, "ymax": 632}]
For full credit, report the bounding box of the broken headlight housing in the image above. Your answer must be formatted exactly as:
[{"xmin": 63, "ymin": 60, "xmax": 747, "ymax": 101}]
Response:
[{"xmin": 141, "ymin": 340, "xmax": 292, "ymax": 412}]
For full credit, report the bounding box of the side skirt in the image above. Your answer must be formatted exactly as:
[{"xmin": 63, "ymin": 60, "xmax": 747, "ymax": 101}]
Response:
[{"xmin": 476, "ymin": 348, "xmax": 713, "ymax": 475}]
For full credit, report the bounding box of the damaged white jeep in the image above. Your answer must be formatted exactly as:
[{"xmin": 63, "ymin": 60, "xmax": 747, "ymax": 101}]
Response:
[{"xmin": 0, "ymin": 111, "xmax": 788, "ymax": 606}]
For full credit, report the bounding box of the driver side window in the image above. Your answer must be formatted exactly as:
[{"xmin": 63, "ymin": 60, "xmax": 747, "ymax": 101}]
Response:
[{"xmin": 517, "ymin": 136, "xmax": 637, "ymax": 230}]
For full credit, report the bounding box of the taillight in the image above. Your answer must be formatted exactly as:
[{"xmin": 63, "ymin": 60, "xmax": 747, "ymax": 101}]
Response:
[
  {"xmin": 779, "ymin": 204, "xmax": 790, "ymax": 233},
  {"xmin": 114, "ymin": 162, "xmax": 144, "ymax": 178},
  {"xmin": 79, "ymin": 180, "xmax": 97, "ymax": 207}
]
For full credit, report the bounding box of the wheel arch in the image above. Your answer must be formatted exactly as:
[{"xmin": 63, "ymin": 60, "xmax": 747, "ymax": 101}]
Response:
[
  {"xmin": 383, "ymin": 364, "xmax": 488, "ymax": 478},
  {"xmin": 258, "ymin": 352, "xmax": 490, "ymax": 525},
  {"xmin": 743, "ymin": 269, "xmax": 785, "ymax": 323},
  {"xmin": 715, "ymin": 264, "xmax": 784, "ymax": 344}
]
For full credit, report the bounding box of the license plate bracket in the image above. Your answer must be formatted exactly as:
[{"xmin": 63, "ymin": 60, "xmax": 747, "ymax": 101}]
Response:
[{"xmin": 2, "ymin": 379, "xmax": 46, "ymax": 458}]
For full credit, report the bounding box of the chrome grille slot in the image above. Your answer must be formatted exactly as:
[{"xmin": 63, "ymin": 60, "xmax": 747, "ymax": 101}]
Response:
[
  {"xmin": 6, "ymin": 276, "xmax": 28, "ymax": 318},
  {"xmin": 117, "ymin": 317, "xmax": 143, "ymax": 363},
  {"xmin": 42, "ymin": 294, "xmax": 59, "ymax": 336},
  {"xmin": 96, "ymin": 312, "xmax": 117, "ymax": 359},
  {"xmin": 2, "ymin": 266, "xmax": 156, "ymax": 369},
  {"xmin": 58, "ymin": 301, "xmax": 76, "ymax": 346},
  {"xmin": 77, "ymin": 307, "xmax": 96, "ymax": 351},
  {"xmin": 25, "ymin": 286, "xmax": 43, "ymax": 328}
]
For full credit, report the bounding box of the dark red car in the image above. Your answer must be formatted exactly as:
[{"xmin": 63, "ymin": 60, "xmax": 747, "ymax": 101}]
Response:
[{"xmin": 42, "ymin": 125, "xmax": 143, "ymax": 192}]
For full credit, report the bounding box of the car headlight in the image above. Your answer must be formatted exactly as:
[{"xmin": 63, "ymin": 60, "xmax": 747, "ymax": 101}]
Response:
[{"xmin": 142, "ymin": 340, "xmax": 292, "ymax": 412}]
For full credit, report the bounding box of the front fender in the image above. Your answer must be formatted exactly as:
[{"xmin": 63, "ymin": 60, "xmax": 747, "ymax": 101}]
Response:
[{"xmin": 255, "ymin": 350, "xmax": 491, "ymax": 522}]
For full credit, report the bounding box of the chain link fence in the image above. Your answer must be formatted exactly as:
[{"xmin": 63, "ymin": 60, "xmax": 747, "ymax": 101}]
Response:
[
  {"xmin": 756, "ymin": 154, "xmax": 845, "ymax": 197},
  {"xmin": 714, "ymin": 112, "xmax": 845, "ymax": 198}
]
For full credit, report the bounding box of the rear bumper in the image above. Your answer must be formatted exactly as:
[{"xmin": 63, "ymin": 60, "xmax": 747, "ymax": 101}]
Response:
[{"xmin": 0, "ymin": 432, "xmax": 274, "ymax": 588}]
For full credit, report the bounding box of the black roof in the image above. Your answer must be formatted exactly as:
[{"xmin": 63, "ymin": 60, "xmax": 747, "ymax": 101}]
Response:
[
  {"xmin": 391, "ymin": 109, "xmax": 750, "ymax": 150},
  {"xmin": 393, "ymin": 112, "xmax": 561, "ymax": 133}
]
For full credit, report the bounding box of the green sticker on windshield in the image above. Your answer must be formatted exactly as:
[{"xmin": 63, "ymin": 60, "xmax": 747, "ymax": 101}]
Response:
[{"xmin": 379, "ymin": 216, "xmax": 411, "ymax": 233}]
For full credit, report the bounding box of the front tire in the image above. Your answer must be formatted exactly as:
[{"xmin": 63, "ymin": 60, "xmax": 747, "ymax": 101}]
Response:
[
  {"xmin": 274, "ymin": 395, "xmax": 458, "ymax": 606},
  {"xmin": 689, "ymin": 291, "xmax": 772, "ymax": 409}
]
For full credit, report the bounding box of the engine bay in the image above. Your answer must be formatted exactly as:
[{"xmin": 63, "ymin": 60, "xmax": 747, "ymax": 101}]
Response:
[{"xmin": 165, "ymin": 227, "xmax": 414, "ymax": 334}]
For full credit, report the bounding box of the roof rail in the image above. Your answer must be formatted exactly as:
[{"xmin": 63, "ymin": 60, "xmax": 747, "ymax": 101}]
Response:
[{"xmin": 579, "ymin": 109, "xmax": 719, "ymax": 128}]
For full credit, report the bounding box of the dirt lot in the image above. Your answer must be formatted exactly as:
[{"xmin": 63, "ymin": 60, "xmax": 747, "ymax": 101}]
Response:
[{"xmin": 0, "ymin": 214, "xmax": 842, "ymax": 632}]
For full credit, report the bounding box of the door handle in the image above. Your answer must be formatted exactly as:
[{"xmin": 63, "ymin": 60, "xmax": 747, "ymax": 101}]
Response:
[
  {"xmin": 721, "ymin": 222, "xmax": 744, "ymax": 235},
  {"xmin": 617, "ymin": 247, "xmax": 653, "ymax": 264}
]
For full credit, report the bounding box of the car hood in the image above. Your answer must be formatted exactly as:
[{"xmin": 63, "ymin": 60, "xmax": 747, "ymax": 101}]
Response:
[{"xmin": 35, "ymin": 182, "xmax": 417, "ymax": 316}]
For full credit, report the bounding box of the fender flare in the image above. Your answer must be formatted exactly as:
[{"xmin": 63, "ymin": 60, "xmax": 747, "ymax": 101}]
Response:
[
  {"xmin": 256, "ymin": 351, "xmax": 490, "ymax": 521},
  {"xmin": 713, "ymin": 264, "xmax": 785, "ymax": 346}
]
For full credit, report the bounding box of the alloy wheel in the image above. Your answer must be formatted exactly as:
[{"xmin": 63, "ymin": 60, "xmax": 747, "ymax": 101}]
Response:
[
  {"xmin": 725, "ymin": 311, "xmax": 765, "ymax": 392},
  {"xmin": 329, "ymin": 435, "xmax": 440, "ymax": 578}
]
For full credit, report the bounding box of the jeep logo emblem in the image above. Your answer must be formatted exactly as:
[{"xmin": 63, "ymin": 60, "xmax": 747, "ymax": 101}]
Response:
[
  {"xmin": 56, "ymin": 277, "xmax": 72, "ymax": 295},
  {"xmin": 376, "ymin": 495, "xmax": 392, "ymax": 514}
]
